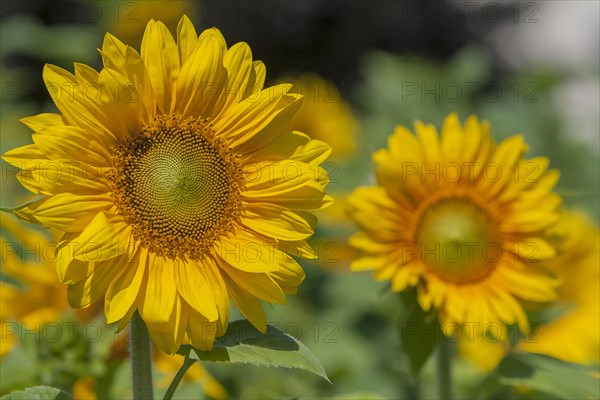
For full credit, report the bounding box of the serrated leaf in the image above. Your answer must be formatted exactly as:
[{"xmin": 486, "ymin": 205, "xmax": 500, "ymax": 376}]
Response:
[
  {"xmin": 495, "ymin": 351, "xmax": 599, "ymax": 399},
  {"xmin": 177, "ymin": 320, "xmax": 329, "ymax": 382},
  {"xmin": 0, "ymin": 386, "xmax": 73, "ymax": 400},
  {"xmin": 397, "ymin": 289, "xmax": 441, "ymax": 376}
]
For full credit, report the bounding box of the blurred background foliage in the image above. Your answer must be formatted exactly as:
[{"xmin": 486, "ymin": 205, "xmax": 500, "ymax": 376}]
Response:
[{"xmin": 1, "ymin": 1, "xmax": 598, "ymax": 399}]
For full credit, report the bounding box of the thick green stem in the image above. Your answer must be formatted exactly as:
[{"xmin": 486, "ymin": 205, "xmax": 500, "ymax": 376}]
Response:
[
  {"xmin": 163, "ymin": 354, "xmax": 196, "ymax": 400},
  {"xmin": 130, "ymin": 311, "xmax": 154, "ymax": 400},
  {"xmin": 437, "ymin": 339, "xmax": 453, "ymax": 400}
]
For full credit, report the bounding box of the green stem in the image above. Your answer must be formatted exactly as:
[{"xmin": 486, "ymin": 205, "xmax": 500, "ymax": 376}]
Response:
[
  {"xmin": 163, "ymin": 354, "xmax": 197, "ymax": 400},
  {"xmin": 130, "ymin": 311, "xmax": 154, "ymax": 400},
  {"xmin": 405, "ymin": 375, "xmax": 421, "ymax": 399},
  {"xmin": 437, "ymin": 338, "xmax": 453, "ymax": 400}
]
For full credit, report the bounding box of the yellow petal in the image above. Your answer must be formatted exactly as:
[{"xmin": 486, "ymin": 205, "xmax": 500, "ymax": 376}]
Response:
[
  {"xmin": 16, "ymin": 160, "xmax": 110, "ymax": 196},
  {"xmin": 242, "ymin": 181, "xmax": 330, "ymax": 211},
  {"xmin": 67, "ymin": 257, "xmax": 123, "ymax": 308},
  {"xmin": 202, "ymin": 256, "xmax": 230, "ymax": 335},
  {"xmin": 174, "ymin": 259, "xmax": 219, "ymax": 321},
  {"xmin": 100, "ymin": 34, "xmax": 155, "ymax": 122},
  {"xmin": 2, "ymin": 144, "xmax": 48, "ymax": 169},
  {"xmin": 141, "ymin": 19, "xmax": 179, "ymax": 113},
  {"xmin": 20, "ymin": 113, "xmax": 64, "ymax": 132},
  {"xmin": 186, "ymin": 311, "xmax": 217, "ymax": 352},
  {"xmin": 176, "ymin": 15, "xmax": 198, "ymax": 64},
  {"xmin": 218, "ymin": 42, "xmax": 253, "ymax": 112},
  {"xmin": 175, "ymin": 28, "xmax": 226, "ymax": 118},
  {"xmin": 415, "ymin": 120, "xmax": 441, "ymax": 164},
  {"xmin": 32, "ymin": 126, "xmax": 111, "ymax": 164},
  {"xmin": 500, "ymin": 210, "xmax": 561, "ymax": 233},
  {"xmin": 242, "ymin": 203, "xmax": 313, "ymax": 241},
  {"xmin": 149, "ymin": 296, "xmax": 189, "ymax": 355},
  {"xmin": 477, "ymin": 135, "xmax": 528, "ymax": 197},
  {"xmin": 222, "ymin": 273, "xmax": 267, "ymax": 333},
  {"xmin": 244, "ymin": 60, "xmax": 266, "ymax": 99},
  {"xmin": 497, "ymin": 157, "xmax": 549, "ymax": 202},
  {"xmin": 268, "ymin": 257, "xmax": 305, "ymax": 294},
  {"xmin": 140, "ymin": 253, "xmax": 177, "ymax": 325},
  {"xmin": 387, "ymin": 125, "xmax": 423, "ymax": 164},
  {"xmin": 348, "ymin": 232, "xmax": 398, "ymax": 253},
  {"xmin": 72, "ymin": 213, "xmax": 128, "ymax": 262},
  {"xmin": 215, "ymin": 232, "xmax": 281, "ymax": 273},
  {"xmin": 507, "ymin": 238, "xmax": 556, "ymax": 261},
  {"xmin": 290, "ymin": 138, "xmax": 332, "ymax": 165},
  {"xmin": 42, "ymin": 64, "xmax": 118, "ymax": 141},
  {"xmin": 496, "ymin": 261, "xmax": 558, "ymax": 302},
  {"xmin": 244, "ymin": 159, "xmax": 325, "ymax": 192},
  {"xmin": 220, "ymin": 265, "xmax": 285, "ymax": 304},
  {"xmin": 247, "ymin": 130, "xmax": 310, "ymax": 162},
  {"xmin": 215, "ymin": 84, "xmax": 301, "ymax": 151},
  {"xmin": 462, "ymin": 115, "xmax": 485, "ymax": 164},
  {"xmin": 105, "ymin": 248, "xmax": 147, "ymax": 324},
  {"xmin": 278, "ymin": 239, "xmax": 317, "ymax": 260},
  {"xmin": 15, "ymin": 193, "xmax": 113, "ymax": 232},
  {"xmin": 97, "ymin": 68, "xmax": 143, "ymax": 136},
  {"xmin": 441, "ymin": 113, "xmax": 464, "ymax": 162}
]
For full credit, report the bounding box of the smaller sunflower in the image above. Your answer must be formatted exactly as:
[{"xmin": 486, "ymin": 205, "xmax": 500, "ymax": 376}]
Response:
[{"xmin": 347, "ymin": 113, "xmax": 562, "ymax": 332}]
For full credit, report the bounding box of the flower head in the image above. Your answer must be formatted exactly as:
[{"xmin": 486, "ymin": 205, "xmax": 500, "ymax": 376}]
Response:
[
  {"xmin": 347, "ymin": 113, "xmax": 561, "ymax": 331},
  {"xmin": 3, "ymin": 16, "xmax": 332, "ymax": 354}
]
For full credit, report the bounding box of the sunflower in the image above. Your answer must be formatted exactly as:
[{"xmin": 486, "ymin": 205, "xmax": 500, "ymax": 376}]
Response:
[
  {"xmin": 458, "ymin": 211, "xmax": 600, "ymax": 370},
  {"xmin": 3, "ymin": 16, "xmax": 332, "ymax": 354},
  {"xmin": 347, "ymin": 113, "xmax": 561, "ymax": 332}
]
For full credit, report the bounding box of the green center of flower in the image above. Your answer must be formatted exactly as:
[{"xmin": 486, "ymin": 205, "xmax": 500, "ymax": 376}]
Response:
[
  {"xmin": 415, "ymin": 199, "xmax": 500, "ymax": 283},
  {"xmin": 110, "ymin": 114, "xmax": 244, "ymax": 258}
]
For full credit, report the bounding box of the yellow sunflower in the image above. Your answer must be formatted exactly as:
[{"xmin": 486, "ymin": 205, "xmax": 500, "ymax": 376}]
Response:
[
  {"xmin": 458, "ymin": 211, "xmax": 600, "ymax": 370},
  {"xmin": 3, "ymin": 16, "xmax": 332, "ymax": 354},
  {"xmin": 347, "ymin": 113, "xmax": 561, "ymax": 332}
]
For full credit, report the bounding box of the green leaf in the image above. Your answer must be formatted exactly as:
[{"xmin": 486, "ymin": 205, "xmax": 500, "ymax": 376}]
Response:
[
  {"xmin": 0, "ymin": 386, "xmax": 73, "ymax": 400},
  {"xmin": 177, "ymin": 320, "xmax": 329, "ymax": 382},
  {"xmin": 397, "ymin": 289, "xmax": 441, "ymax": 376},
  {"xmin": 495, "ymin": 351, "xmax": 599, "ymax": 399}
]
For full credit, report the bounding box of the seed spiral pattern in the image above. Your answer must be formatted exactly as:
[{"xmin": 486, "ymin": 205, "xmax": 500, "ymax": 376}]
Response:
[{"xmin": 109, "ymin": 114, "xmax": 244, "ymax": 259}]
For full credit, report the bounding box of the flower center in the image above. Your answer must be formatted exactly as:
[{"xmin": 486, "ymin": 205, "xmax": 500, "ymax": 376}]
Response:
[
  {"xmin": 110, "ymin": 114, "xmax": 244, "ymax": 259},
  {"xmin": 415, "ymin": 198, "xmax": 500, "ymax": 283}
]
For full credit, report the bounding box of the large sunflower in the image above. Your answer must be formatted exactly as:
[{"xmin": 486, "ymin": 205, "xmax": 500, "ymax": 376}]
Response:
[
  {"xmin": 347, "ymin": 114, "xmax": 561, "ymax": 331},
  {"xmin": 3, "ymin": 16, "xmax": 332, "ymax": 354}
]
